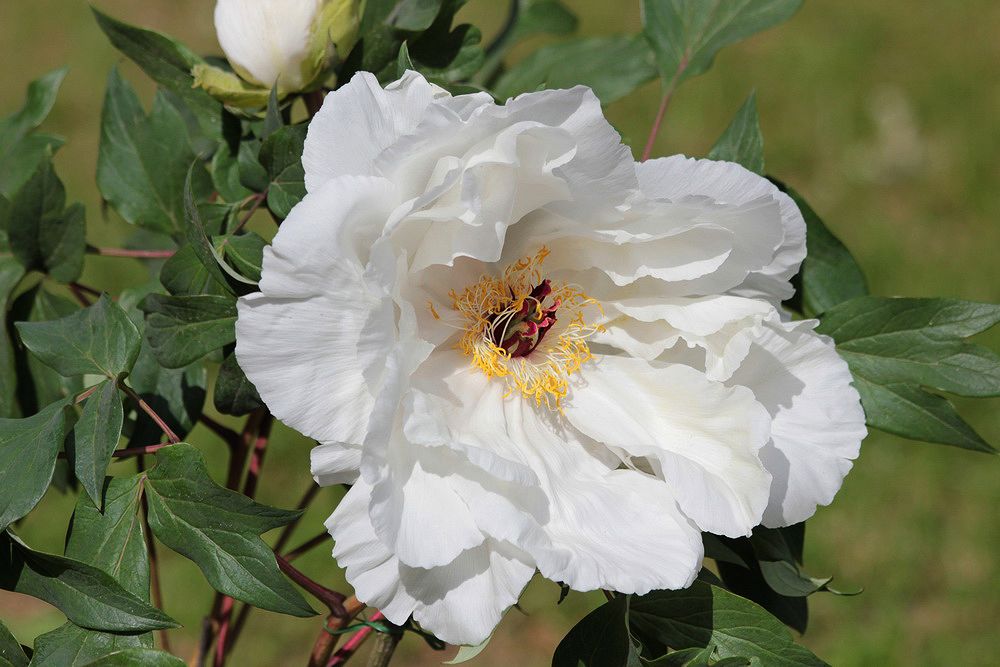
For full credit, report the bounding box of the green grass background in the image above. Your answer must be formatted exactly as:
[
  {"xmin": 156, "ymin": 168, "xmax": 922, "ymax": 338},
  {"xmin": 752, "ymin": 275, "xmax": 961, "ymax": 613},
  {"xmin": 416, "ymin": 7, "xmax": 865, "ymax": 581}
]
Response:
[{"xmin": 2, "ymin": 1, "xmax": 999, "ymax": 665}]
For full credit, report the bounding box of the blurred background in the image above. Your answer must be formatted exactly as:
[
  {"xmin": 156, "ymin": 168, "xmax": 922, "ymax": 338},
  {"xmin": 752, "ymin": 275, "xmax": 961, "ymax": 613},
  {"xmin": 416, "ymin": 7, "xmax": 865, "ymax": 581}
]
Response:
[{"xmin": 2, "ymin": 1, "xmax": 999, "ymax": 665}]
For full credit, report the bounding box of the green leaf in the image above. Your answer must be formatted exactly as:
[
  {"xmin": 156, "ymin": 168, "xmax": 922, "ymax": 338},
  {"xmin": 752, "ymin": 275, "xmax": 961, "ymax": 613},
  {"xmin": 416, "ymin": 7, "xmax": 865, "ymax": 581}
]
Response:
[
  {"xmin": 159, "ymin": 245, "xmax": 221, "ymax": 297},
  {"xmin": 0, "ymin": 401, "xmax": 67, "ymax": 531},
  {"xmin": 29, "ymin": 626, "xmax": 149, "ymax": 667},
  {"xmin": 0, "ymin": 134, "xmax": 65, "ymax": 202},
  {"xmin": 641, "ymin": 0, "xmax": 803, "ymax": 88},
  {"xmin": 219, "ymin": 233, "xmax": 266, "ymax": 284},
  {"xmin": 774, "ymin": 184, "xmax": 868, "ymax": 317},
  {"xmin": 141, "ymin": 294, "xmax": 237, "ymax": 369},
  {"xmin": 144, "ymin": 444, "xmax": 314, "ymax": 617},
  {"xmin": 91, "ymin": 9, "xmax": 222, "ymax": 142},
  {"xmin": 405, "ymin": 24, "xmax": 485, "ymax": 83},
  {"xmin": 67, "ymin": 380, "xmax": 124, "ymax": 510},
  {"xmin": 81, "ymin": 650, "xmax": 185, "ymax": 667},
  {"xmin": 214, "ymin": 352, "xmax": 263, "ymax": 416},
  {"xmin": 31, "ymin": 476, "xmax": 153, "ymax": 666},
  {"xmin": 708, "ymin": 92, "xmax": 764, "ymax": 174},
  {"xmin": 211, "ymin": 144, "xmax": 254, "ymax": 204},
  {"xmin": 0, "ymin": 257, "xmax": 26, "ymax": 418},
  {"xmin": 552, "ymin": 594, "xmax": 640, "ymax": 667},
  {"xmin": 494, "ymin": 35, "xmax": 657, "ymax": 104},
  {"xmin": 387, "ymin": 0, "xmax": 445, "ymax": 31},
  {"xmin": 17, "ymin": 295, "xmax": 142, "ymax": 379},
  {"xmin": 0, "ymin": 531, "xmax": 177, "ymax": 633},
  {"xmin": 816, "ymin": 296, "xmax": 1000, "ymax": 452},
  {"xmin": 510, "ymin": 1, "xmax": 578, "ymax": 42},
  {"xmin": 261, "ymin": 87, "xmax": 284, "ymax": 141},
  {"xmin": 182, "ymin": 172, "xmax": 249, "ymax": 292},
  {"xmin": 259, "ymin": 125, "xmax": 308, "ymax": 220},
  {"xmin": 0, "ymin": 621, "xmax": 27, "ymax": 667},
  {"xmin": 10, "ymin": 286, "xmax": 83, "ymax": 418},
  {"xmin": 628, "ymin": 583, "xmax": 826, "ymax": 666},
  {"xmin": 97, "ymin": 69, "xmax": 212, "ymax": 236},
  {"xmin": 0, "ymin": 67, "xmax": 67, "ymax": 149},
  {"xmin": 3, "ymin": 158, "xmax": 85, "ymax": 282}
]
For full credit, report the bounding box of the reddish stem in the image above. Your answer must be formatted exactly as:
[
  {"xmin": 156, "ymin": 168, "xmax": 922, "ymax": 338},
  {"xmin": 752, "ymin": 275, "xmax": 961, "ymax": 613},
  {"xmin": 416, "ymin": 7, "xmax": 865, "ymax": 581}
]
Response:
[
  {"xmin": 326, "ymin": 612, "xmax": 385, "ymax": 667},
  {"xmin": 137, "ymin": 462, "xmax": 171, "ymax": 653},
  {"xmin": 74, "ymin": 384, "xmax": 101, "ymax": 404},
  {"xmin": 120, "ymin": 384, "xmax": 180, "ymax": 443},
  {"xmin": 640, "ymin": 88, "xmax": 675, "ymax": 162},
  {"xmin": 241, "ymin": 414, "xmax": 272, "ymax": 499},
  {"xmin": 275, "ymin": 553, "xmax": 346, "ymax": 616},
  {"xmin": 214, "ymin": 596, "xmax": 235, "ymax": 667},
  {"xmin": 89, "ymin": 246, "xmax": 176, "ymax": 259},
  {"xmin": 229, "ymin": 193, "xmax": 267, "ymax": 237}
]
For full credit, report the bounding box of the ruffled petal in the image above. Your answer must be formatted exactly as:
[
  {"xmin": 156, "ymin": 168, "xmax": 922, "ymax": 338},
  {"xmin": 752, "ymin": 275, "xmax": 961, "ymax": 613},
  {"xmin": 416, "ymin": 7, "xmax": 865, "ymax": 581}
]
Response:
[
  {"xmin": 408, "ymin": 354, "xmax": 703, "ymax": 593},
  {"xmin": 563, "ymin": 355, "xmax": 773, "ymax": 538},
  {"xmin": 328, "ymin": 481, "xmax": 534, "ymax": 645},
  {"xmin": 310, "ymin": 443, "xmax": 361, "ymax": 486},
  {"xmin": 236, "ymin": 176, "xmax": 399, "ymax": 445},
  {"xmin": 725, "ymin": 319, "xmax": 867, "ymax": 527},
  {"xmin": 636, "ymin": 155, "xmax": 805, "ymax": 302}
]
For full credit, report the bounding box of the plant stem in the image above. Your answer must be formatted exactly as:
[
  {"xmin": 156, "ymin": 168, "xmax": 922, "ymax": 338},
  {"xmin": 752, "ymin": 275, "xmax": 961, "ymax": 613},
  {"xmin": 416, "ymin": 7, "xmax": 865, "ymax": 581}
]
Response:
[
  {"xmin": 307, "ymin": 597, "xmax": 365, "ymax": 667},
  {"xmin": 241, "ymin": 414, "xmax": 272, "ymax": 499},
  {"xmin": 640, "ymin": 88, "xmax": 675, "ymax": 162},
  {"xmin": 67, "ymin": 283, "xmax": 92, "ymax": 307},
  {"xmin": 304, "ymin": 91, "xmax": 325, "ymax": 119},
  {"xmin": 88, "ymin": 246, "xmax": 176, "ymax": 259},
  {"xmin": 214, "ymin": 596, "xmax": 235, "ymax": 667},
  {"xmin": 326, "ymin": 612, "xmax": 385, "ymax": 667},
  {"xmin": 284, "ymin": 531, "xmax": 329, "ymax": 562},
  {"xmin": 365, "ymin": 629, "xmax": 401, "ymax": 667},
  {"xmin": 74, "ymin": 384, "xmax": 101, "ymax": 404},
  {"xmin": 119, "ymin": 383, "xmax": 180, "ymax": 443},
  {"xmin": 200, "ymin": 414, "xmax": 243, "ymax": 451},
  {"xmin": 137, "ymin": 458, "xmax": 171, "ymax": 654},
  {"xmin": 229, "ymin": 193, "xmax": 267, "ymax": 237},
  {"xmin": 276, "ymin": 553, "xmax": 346, "ymax": 616}
]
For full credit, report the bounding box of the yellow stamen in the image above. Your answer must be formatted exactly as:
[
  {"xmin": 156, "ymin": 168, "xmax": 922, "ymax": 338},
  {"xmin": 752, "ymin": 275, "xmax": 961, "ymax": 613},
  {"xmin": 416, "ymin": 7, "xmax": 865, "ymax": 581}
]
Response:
[{"xmin": 445, "ymin": 247, "xmax": 603, "ymax": 410}]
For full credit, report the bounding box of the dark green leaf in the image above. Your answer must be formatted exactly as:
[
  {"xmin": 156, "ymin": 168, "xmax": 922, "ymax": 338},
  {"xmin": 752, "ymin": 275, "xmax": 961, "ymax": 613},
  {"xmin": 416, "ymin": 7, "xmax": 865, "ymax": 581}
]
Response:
[
  {"xmin": 144, "ymin": 444, "xmax": 314, "ymax": 616},
  {"xmin": 81, "ymin": 650, "xmax": 185, "ymax": 667},
  {"xmin": 0, "ymin": 67, "xmax": 67, "ymax": 149},
  {"xmin": 552, "ymin": 594, "xmax": 641, "ymax": 667},
  {"xmin": 0, "ymin": 621, "xmax": 27, "ymax": 667},
  {"xmin": 219, "ymin": 233, "xmax": 266, "ymax": 284},
  {"xmin": 0, "ymin": 531, "xmax": 176, "ymax": 632},
  {"xmin": 91, "ymin": 9, "xmax": 222, "ymax": 142},
  {"xmin": 238, "ymin": 140, "xmax": 269, "ymax": 194},
  {"xmin": 10, "ymin": 286, "xmax": 83, "ymax": 418},
  {"xmin": 397, "ymin": 42, "xmax": 415, "ymax": 77},
  {"xmin": 159, "ymin": 244, "xmax": 226, "ymax": 298},
  {"xmin": 495, "ymin": 35, "xmax": 656, "ymax": 104},
  {"xmin": 4, "ymin": 158, "xmax": 85, "ymax": 282},
  {"xmin": 210, "ymin": 144, "xmax": 254, "ymax": 203},
  {"xmin": 641, "ymin": 0, "xmax": 803, "ymax": 87},
  {"xmin": 261, "ymin": 87, "xmax": 283, "ymax": 141},
  {"xmin": 852, "ymin": 377, "xmax": 995, "ymax": 454},
  {"xmin": 259, "ymin": 125, "xmax": 307, "ymax": 220},
  {"xmin": 182, "ymin": 172, "xmax": 248, "ymax": 292},
  {"xmin": 405, "ymin": 24, "xmax": 484, "ymax": 83},
  {"xmin": 708, "ymin": 92, "xmax": 764, "ymax": 174},
  {"xmin": 510, "ymin": 1, "xmax": 578, "ymax": 42},
  {"xmin": 17, "ymin": 295, "xmax": 141, "ymax": 378},
  {"xmin": 214, "ymin": 352, "xmax": 263, "ymax": 416},
  {"xmin": 628, "ymin": 583, "xmax": 826, "ymax": 666},
  {"xmin": 816, "ymin": 296, "xmax": 1000, "ymax": 451},
  {"xmin": 67, "ymin": 381, "xmax": 124, "ymax": 509},
  {"xmin": 29, "ymin": 626, "xmax": 149, "ymax": 667},
  {"xmin": 141, "ymin": 294, "xmax": 236, "ymax": 369},
  {"xmin": 0, "ymin": 134, "xmax": 65, "ymax": 201},
  {"xmin": 387, "ymin": 0, "xmax": 445, "ymax": 31},
  {"xmin": 0, "ymin": 257, "xmax": 26, "ymax": 418},
  {"xmin": 97, "ymin": 69, "xmax": 212, "ymax": 236},
  {"xmin": 778, "ymin": 185, "xmax": 868, "ymax": 316},
  {"xmin": 0, "ymin": 401, "xmax": 67, "ymax": 531}
]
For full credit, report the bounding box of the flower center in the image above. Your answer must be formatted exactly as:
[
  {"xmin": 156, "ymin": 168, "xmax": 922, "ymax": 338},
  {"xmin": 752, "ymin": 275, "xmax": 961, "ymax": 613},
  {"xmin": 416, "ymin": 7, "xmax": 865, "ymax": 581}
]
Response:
[{"xmin": 444, "ymin": 247, "xmax": 603, "ymax": 409}]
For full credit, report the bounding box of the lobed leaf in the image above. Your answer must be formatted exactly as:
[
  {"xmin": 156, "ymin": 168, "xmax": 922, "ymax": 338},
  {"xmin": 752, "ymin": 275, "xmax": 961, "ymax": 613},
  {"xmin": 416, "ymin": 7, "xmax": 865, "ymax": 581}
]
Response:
[
  {"xmin": 214, "ymin": 352, "xmax": 263, "ymax": 416},
  {"xmin": 66, "ymin": 380, "xmax": 124, "ymax": 510},
  {"xmin": 143, "ymin": 444, "xmax": 314, "ymax": 616},
  {"xmin": 259, "ymin": 125, "xmax": 307, "ymax": 220},
  {"xmin": 17, "ymin": 295, "xmax": 141, "ymax": 379},
  {"xmin": 80, "ymin": 650, "xmax": 185, "ymax": 667},
  {"xmin": 141, "ymin": 294, "xmax": 237, "ymax": 369},
  {"xmin": 0, "ymin": 531, "xmax": 176, "ymax": 633},
  {"xmin": 641, "ymin": 0, "xmax": 803, "ymax": 88},
  {"xmin": 0, "ymin": 67, "xmax": 67, "ymax": 149},
  {"xmin": 0, "ymin": 401, "xmax": 67, "ymax": 531},
  {"xmin": 708, "ymin": 92, "xmax": 764, "ymax": 174},
  {"xmin": 0, "ymin": 257, "xmax": 26, "ymax": 418}
]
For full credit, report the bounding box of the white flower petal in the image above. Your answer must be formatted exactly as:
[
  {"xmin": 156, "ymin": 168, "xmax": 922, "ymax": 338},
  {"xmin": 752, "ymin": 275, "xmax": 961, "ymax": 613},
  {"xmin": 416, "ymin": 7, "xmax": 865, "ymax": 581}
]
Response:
[
  {"xmin": 636, "ymin": 155, "xmax": 805, "ymax": 302},
  {"xmin": 310, "ymin": 443, "xmax": 360, "ymax": 486},
  {"xmin": 563, "ymin": 355, "xmax": 773, "ymax": 538},
  {"xmin": 328, "ymin": 481, "xmax": 534, "ymax": 646},
  {"xmin": 412, "ymin": 356, "xmax": 703, "ymax": 593},
  {"xmin": 215, "ymin": 0, "xmax": 320, "ymax": 89},
  {"xmin": 725, "ymin": 319, "xmax": 867, "ymax": 527}
]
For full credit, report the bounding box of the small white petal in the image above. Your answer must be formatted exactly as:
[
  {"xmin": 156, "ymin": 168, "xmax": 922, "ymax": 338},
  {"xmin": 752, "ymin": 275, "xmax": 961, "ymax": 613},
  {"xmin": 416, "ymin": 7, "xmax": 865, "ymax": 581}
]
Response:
[
  {"xmin": 564, "ymin": 355, "xmax": 773, "ymax": 538},
  {"xmin": 725, "ymin": 319, "xmax": 867, "ymax": 527},
  {"xmin": 310, "ymin": 443, "xmax": 360, "ymax": 486}
]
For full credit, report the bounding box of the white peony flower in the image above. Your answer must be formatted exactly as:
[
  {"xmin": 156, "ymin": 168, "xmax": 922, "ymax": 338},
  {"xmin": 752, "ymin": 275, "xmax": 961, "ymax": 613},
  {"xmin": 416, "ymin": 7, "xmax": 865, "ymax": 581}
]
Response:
[
  {"xmin": 195, "ymin": 0, "xmax": 359, "ymax": 106},
  {"xmin": 235, "ymin": 71, "xmax": 867, "ymax": 645}
]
